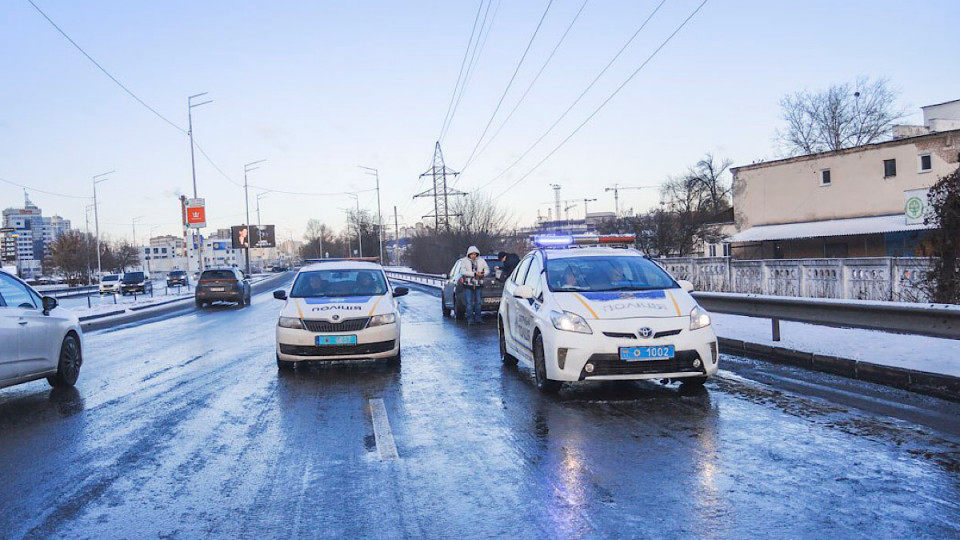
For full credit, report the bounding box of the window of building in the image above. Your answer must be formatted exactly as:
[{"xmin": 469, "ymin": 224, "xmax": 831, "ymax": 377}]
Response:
[
  {"xmin": 883, "ymin": 159, "xmax": 897, "ymax": 178},
  {"xmin": 820, "ymin": 169, "xmax": 831, "ymax": 186},
  {"xmin": 162, "ymin": 247, "xmax": 167, "ymax": 253},
  {"xmin": 919, "ymin": 153, "xmax": 932, "ymax": 172},
  {"xmin": 708, "ymin": 244, "xmax": 717, "ymax": 257},
  {"xmin": 722, "ymin": 243, "xmax": 731, "ymax": 257}
]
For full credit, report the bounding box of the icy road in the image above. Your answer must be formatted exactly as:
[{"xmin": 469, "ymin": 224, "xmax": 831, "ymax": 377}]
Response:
[{"xmin": 1, "ymin": 276, "xmax": 959, "ymax": 539}]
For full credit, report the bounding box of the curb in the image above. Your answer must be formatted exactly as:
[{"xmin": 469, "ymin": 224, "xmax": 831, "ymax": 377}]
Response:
[
  {"xmin": 80, "ymin": 272, "xmax": 291, "ymax": 332},
  {"xmin": 718, "ymin": 337, "xmax": 960, "ymax": 402}
]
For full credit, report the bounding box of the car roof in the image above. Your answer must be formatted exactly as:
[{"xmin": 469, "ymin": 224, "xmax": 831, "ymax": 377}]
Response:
[
  {"xmin": 538, "ymin": 247, "xmax": 645, "ymax": 260},
  {"xmin": 299, "ymin": 261, "xmax": 383, "ymax": 272}
]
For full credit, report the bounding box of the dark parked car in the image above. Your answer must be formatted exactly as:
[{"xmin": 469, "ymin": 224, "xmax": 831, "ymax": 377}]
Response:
[
  {"xmin": 440, "ymin": 255, "xmax": 505, "ymax": 320},
  {"xmin": 166, "ymin": 270, "xmax": 189, "ymax": 287},
  {"xmin": 195, "ymin": 268, "xmax": 251, "ymax": 308},
  {"xmin": 120, "ymin": 271, "xmax": 153, "ymax": 295}
]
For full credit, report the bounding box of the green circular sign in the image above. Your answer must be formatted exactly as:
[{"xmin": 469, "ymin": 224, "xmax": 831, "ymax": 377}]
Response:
[{"xmin": 905, "ymin": 197, "xmax": 924, "ymax": 219}]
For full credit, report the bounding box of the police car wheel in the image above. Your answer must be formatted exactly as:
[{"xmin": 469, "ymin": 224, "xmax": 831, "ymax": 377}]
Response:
[
  {"xmin": 386, "ymin": 352, "xmax": 401, "ymax": 365},
  {"xmin": 499, "ymin": 319, "xmax": 518, "ymax": 366},
  {"xmin": 454, "ymin": 296, "xmax": 466, "ymax": 320},
  {"xmin": 681, "ymin": 376, "xmax": 707, "ymax": 387},
  {"xmin": 441, "ymin": 298, "xmax": 450, "ymax": 318},
  {"xmin": 533, "ymin": 334, "xmax": 561, "ymax": 394}
]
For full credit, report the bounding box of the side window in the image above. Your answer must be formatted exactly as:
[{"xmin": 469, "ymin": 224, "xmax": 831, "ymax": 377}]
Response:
[
  {"xmin": 512, "ymin": 256, "xmax": 532, "ymax": 285},
  {"xmin": 449, "ymin": 261, "xmax": 460, "ymax": 280},
  {"xmin": 525, "ymin": 255, "xmax": 543, "ymax": 296},
  {"xmin": 0, "ymin": 274, "xmax": 39, "ymax": 309}
]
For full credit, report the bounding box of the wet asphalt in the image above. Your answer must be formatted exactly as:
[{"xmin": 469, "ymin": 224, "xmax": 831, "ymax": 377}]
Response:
[{"xmin": 1, "ymin": 276, "xmax": 959, "ymax": 539}]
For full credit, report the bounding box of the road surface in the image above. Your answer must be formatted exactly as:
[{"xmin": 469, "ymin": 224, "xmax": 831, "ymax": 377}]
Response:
[{"xmin": 1, "ymin": 279, "xmax": 959, "ymax": 539}]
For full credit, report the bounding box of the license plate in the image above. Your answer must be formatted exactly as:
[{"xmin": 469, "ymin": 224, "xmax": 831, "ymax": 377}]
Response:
[
  {"xmin": 316, "ymin": 335, "xmax": 357, "ymax": 346},
  {"xmin": 620, "ymin": 345, "xmax": 675, "ymax": 361},
  {"xmin": 210, "ymin": 287, "xmax": 225, "ymax": 292},
  {"xmin": 483, "ymin": 297, "xmax": 498, "ymax": 303}
]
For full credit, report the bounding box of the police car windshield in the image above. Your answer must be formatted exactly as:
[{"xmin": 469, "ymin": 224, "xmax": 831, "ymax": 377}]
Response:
[
  {"xmin": 546, "ymin": 256, "xmax": 677, "ymax": 292},
  {"xmin": 291, "ymin": 269, "xmax": 388, "ymax": 298}
]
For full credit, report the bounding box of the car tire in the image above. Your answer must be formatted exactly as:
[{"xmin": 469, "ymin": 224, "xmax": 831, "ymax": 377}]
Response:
[
  {"xmin": 47, "ymin": 334, "xmax": 82, "ymax": 388},
  {"xmin": 195, "ymin": 299, "xmax": 204, "ymax": 309},
  {"xmin": 533, "ymin": 333, "xmax": 561, "ymax": 394},
  {"xmin": 245, "ymin": 291, "xmax": 251, "ymax": 305},
  {"xmin": 681, "ymin": 376, "xmax": 708, "ymax": 387},
  {"xmin": 441, "ymin": 297, "xmax": 450, "ymax": 318},
  {"xmin": 499, "ymin": 318, "xmax": 518, "ymax": 366},
  {"xmin": 277, "ymin": 354, "xmax": 296, "ymax": 370},
  {"xmin": 386, "ymin": 351, "xmax": 402, "ymax": 366},
  {"xmin": 454, "ymin": 295, "xmax": 466, "ymax": 321}
]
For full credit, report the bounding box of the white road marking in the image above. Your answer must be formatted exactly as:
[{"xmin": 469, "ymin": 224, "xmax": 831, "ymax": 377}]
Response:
[{"xmin": 369, "ymin": 398, "xmax": 399, "ymax": 460}]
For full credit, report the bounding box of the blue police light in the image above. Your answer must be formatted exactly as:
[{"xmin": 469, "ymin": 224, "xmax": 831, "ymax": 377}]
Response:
[{"xmin": 533, "ymin": 235, "xmax": 574, "ymax": 248}]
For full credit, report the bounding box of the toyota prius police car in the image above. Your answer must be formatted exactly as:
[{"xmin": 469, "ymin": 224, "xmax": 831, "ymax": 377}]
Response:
[
  {"xmin": 273, "ymin": 259, "xmax": 408, "ymax": 369},
  {"xmin": 498, "ymin": 235, "xmax": 718, "ymax": 393}
]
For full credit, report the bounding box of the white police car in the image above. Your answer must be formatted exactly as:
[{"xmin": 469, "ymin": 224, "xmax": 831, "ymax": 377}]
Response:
[
  {"xmin": 273, "ymin": 259, "xmax": 408, "ymax": 369},
  {"xmin": 498, "ymin": 235, "xmax": 718, "ymax": 393}
]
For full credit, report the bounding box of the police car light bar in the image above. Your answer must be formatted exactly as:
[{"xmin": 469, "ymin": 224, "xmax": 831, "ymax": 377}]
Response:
[{"xmin": 533, "ymin": 234, "xmax": 635, "ymax": 248}]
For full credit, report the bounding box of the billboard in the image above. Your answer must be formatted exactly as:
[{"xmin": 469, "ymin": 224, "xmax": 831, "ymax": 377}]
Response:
[
  {"xmin": 186, "ymin": 198, "xmax": 206, "ymax": 229},
  {"xmin": 212, "ymin": 241, "xmax": 230, "ymax": 251},
  {"xmin": 231, "ymin": 225, "xmax": 276, "ymax": 249}
]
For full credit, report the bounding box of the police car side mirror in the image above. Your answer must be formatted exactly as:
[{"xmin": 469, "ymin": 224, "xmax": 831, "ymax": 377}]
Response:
[
  {"xmin": 273, "ymin": 290, "xmax": 287, "ymax": 300},
  {"xmin": 42, "ymin": 296, "xmax": 58, "ymax": 314},
  {"xmin": 678, "ymin": 280, "xmax": 694, "ymax": 293},
  {"xmin": 393, "ymin": 287, "xmax": 409, "ymax": 297},
  {"xmin": 513, "ymin": 285, "xmax": 534, "ymax": 300}
]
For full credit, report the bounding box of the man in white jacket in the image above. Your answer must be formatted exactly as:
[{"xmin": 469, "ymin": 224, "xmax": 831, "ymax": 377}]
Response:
[{"xmin": 458, "ymin": 246, "xmax": 489, "ymax": 324}]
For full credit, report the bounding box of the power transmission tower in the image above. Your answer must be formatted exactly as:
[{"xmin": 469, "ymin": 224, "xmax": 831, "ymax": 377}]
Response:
[{"xmin": 415, "ymin": 142, "xmax": 465, "ymax": 231}]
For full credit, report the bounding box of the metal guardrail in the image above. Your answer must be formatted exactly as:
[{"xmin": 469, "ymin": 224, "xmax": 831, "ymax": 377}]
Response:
[
  {"xmin": 693, "ymin": 292, "xmax": 960, "ymax": 341},
  {"xmin": 384, "ymin": 270, "xmax": 445, "ymax": 289},
  {"xmin": 385, "ymin": 269, "xmax": 960, "ymax": 341}
]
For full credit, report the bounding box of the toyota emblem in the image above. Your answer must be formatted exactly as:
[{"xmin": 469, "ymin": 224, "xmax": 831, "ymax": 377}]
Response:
[
  {"xmin": 332, "ymin": 314, "xmax": 340, "ymax": 321},
  {"xmin": 638, "ymin": 327, "xmax": 653, "ymax": 338}
]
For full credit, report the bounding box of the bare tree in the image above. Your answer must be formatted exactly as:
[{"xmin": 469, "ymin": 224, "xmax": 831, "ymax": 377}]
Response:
[
  {"xmin": 776, "ymin": 77, "xmax": 907, "ymax": 156},
  {"xmin": 659, "ymin": 153, "xmax": 733, "ymax": 255},
  {"xmin": 301, "ymin": 219, "xmax": 335, "ymax": 259},
  {"xmin": 924, "ymin": 165, "xmax": 960, "ymax": 303}
]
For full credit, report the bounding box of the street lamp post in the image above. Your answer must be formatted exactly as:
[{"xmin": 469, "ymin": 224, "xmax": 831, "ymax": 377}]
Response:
[
  {"xmin": 84, "ymin": 203, "xmax": 94, "ymax": 283},
  {"xmin": 92, "ymin": 170, "xmax": 113, "ymax": 279},
  {"xmin": 187, "ymin": 92, "xmax": 212, "ymax": 275},
  {"xmin": 358, "ymin": 165, "xmax": 383, "ymax": 262},
  {"xmin": 256, "ymin": 191, "xmax": 268, "ymax": 269},
  {"xmin": 346, "ymin": 193, "xmax": 362, "ymax": 257},
  {"xmin": 243, "ymin": 160, "xmax": 267, "ymax": 274},
  {"xmin": 132, "ymin": 216, "xmax": 143, "ymax": 270}
]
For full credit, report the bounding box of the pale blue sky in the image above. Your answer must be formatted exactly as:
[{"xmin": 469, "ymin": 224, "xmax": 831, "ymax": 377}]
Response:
[{"xmin": 2, "ymin": 0, "xmax": 958, "ymax": 243}]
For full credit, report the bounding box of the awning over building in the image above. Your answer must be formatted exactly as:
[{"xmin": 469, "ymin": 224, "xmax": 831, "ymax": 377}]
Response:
[{"xmin": 728, "ymin": 214, "xmax": 935, "ymax": 243}]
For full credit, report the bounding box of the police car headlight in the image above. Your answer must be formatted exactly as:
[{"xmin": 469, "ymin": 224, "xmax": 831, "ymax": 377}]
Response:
[
  {"xmin": 550, "ymin": 310, "xmax": 593, "ymax": 334},
  {"xmin": 278, "ymin": 316, "xmax": 303, "ymax": 329},
  {"xmin": 690, "ymin": 306, "xmax": 711, "ymax": 330},
  {"xmin": 369, "ymin": 313, "xmax": 397, "ymax": 327}
]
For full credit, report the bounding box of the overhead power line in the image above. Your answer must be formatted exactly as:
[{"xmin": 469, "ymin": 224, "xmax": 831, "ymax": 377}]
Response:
[
  {"xmin": 26, "ymin": 0, "xmax": 187, "ymax": 135},
  {"xmin": 437, "ymin": 0, "xmax": 486, "ymax": 142},
  {"xmin": 0, "ymin": 177, "xmax": 90, "ymax": 199},
  {"xmin": 460, "ymin": 0, "xmax": 555, "ymax": 168},
  {"xmin": 462, "ymin": 0, "xmax": 590, "ymax": 172},
  {"xmin": 495, "ymin": 0, "xmax": 711, "ymax": 198},
  {"xmin": 474, "ymin": 0, "xmax": 669, "ymax": 192}
]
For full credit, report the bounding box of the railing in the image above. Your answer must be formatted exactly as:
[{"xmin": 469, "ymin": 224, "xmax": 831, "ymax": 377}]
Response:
[
  {"xmin": 658, "ymin": 257, "xmax": 932, "ymax": 303},
  {"xmin": 384, "ymin": 270, "xmax": 445, "ymax": 289}
]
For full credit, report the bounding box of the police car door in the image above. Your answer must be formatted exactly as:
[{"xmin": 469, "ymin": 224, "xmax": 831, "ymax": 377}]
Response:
[
  {"xmin": 512, "ymin": 253, "xmax": 543, "ymax": 351},
  {"xmin": 503, "ymin": 255, "xmax": 531, "ymax": 349}
]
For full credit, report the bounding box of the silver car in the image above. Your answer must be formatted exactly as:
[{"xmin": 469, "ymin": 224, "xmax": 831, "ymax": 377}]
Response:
[{"xmin": 0, "ymin": 270, "xmax": 84, "ymax": 390}]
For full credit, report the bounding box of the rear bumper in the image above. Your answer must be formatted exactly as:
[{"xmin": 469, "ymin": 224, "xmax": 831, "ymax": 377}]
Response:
[{"xmin": 196, "ymin": 289, "xmax": 244, "ymax": 302}]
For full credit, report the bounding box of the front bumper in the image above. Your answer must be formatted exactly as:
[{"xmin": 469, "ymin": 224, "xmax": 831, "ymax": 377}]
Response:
[
  {"xmin": 276, "ymin": 322, "xmax": 400, "ymax": 362},
  {"xmin": 99, "ymin": 286, "xmax": 120, "ymax": 294},
  {"xmin": 541, "ymin": 317, "xmax": 719, "ymax": 382}
]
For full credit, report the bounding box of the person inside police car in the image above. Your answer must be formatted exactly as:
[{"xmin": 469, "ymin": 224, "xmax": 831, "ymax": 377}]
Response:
[{"xmin": 459, "ymin": 246, "xmax": 489, "ymax": 324}]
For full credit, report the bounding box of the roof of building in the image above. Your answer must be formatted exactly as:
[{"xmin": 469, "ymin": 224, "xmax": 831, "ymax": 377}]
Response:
[
  {"xmin": 730, "ymin": 128, "xmax": 960, "ymax": 174},
  {"xmin": 728, "ymin": 214, "xmax": 934, "ymax": 243},
  {"xmin": 922, "ymin": 98, "xmax": 960, "ymax": 109}
]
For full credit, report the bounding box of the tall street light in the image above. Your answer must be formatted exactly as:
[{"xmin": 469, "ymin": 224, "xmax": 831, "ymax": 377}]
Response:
[
  {"xmin": 358, "ymin": 165, "xmax": 383, "ymax": 262},
  {"xmin": 256, "ymin": 192, "xmax": 269, "ymax": 269},
  {"xmin": 345, "ymin": 193, "xmax": 362, "ymax": 257},
  {"xmin": 243, "ymin": 159, "xmax": 267, "ymax": 274},
  {"xmin": 92, "ymin": 170, "xmax": 114, "ymax": 279},
  {"xmin": 187, "ymin": 92, "xmax": 212, "ymax": 275},
  {"xmin": 84, "ymin": 203, "xmax": 95, "ymax": 283}
]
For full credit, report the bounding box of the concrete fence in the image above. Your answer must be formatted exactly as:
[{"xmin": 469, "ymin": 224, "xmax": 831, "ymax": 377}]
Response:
[{"xmin": 656, "ymin": 257, "xmax": 933, "ymax": 302}]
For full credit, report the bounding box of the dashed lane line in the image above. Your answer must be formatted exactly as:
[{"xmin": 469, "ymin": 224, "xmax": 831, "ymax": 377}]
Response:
[{"xmin": 369, "ymin": 398, "xmax": 399, "ymax": 460}]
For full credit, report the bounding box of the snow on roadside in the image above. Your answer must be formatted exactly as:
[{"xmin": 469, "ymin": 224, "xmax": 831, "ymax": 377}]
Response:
[{"xmin": 712, "ymin": 313, "xmax": 960, "ymax": 378}]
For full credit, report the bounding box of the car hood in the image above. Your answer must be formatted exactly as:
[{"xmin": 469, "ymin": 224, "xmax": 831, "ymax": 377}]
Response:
[
  {"xmin": 284, "ymin": 294, "xmax": 394, "ymax": 321},
  {"xmin": 553, "ymin": 288, "xmax": 695, "ymax": 320}
]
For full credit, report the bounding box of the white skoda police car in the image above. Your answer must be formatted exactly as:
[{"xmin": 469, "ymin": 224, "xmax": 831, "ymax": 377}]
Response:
[
  {"xmin": 273, "ymin": 259, "xmax": 408, "ymax": 369},
  {"xmin": 498, "ymin": 235, "xmax": 718, "ymax": 393}
]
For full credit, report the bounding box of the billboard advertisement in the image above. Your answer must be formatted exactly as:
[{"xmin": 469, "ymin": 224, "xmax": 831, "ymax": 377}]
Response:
[
  {"xmin": 186, "ymin": 198, "xmax": 206, "ymax": 229},
  {"xmin": 231, "ymin": 225, "xmax": 276, "ymax": 249}
]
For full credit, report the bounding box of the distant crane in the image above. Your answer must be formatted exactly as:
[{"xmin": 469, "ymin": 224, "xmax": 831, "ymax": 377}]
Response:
[{"xmin": 605, "ymin": 184, "xmax": 658, "ymax": 217}]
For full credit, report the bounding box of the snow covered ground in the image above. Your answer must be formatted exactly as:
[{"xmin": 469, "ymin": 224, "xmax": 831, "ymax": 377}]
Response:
[{"xmin": 712, "ymin": 313, "xmax": 960, "ymax": 378}]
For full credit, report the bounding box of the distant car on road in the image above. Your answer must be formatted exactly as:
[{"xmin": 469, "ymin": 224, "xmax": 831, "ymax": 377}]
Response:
[
  {"xmin": 0, "ymin": 270, "xmax": 84, "ymax": 390},
  {"xmin": 120, "ymin": 271, "xmax": 153, "ymax": 295},
  {"xmin": 166, "ymin": 270, "xmax": 189, "ymax": 288},
  {"xmin": 440, "ymin": 254, "xmax": 505, "ymax": 320},
  {"xmin": 99, "ymin": 273, "xmax": 122, "ymax": 295},
  {"xmin": 273, "ymin": 259, "xmax": 407, "ymax": 369},
  {"xmin": 195, "ymin": 267, "xmax": 250, "ymax": 308}
]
